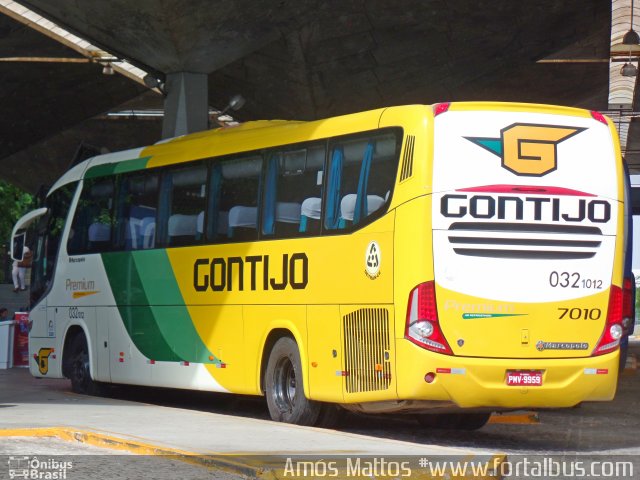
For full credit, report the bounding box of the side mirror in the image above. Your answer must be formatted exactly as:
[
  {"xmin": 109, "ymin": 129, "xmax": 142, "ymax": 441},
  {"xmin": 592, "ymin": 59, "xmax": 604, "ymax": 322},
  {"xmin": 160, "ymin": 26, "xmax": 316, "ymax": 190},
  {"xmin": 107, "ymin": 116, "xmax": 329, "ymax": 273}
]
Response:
[{"xmin": 10, "ymin": 207, "xmax": 48, "ymax": 261}]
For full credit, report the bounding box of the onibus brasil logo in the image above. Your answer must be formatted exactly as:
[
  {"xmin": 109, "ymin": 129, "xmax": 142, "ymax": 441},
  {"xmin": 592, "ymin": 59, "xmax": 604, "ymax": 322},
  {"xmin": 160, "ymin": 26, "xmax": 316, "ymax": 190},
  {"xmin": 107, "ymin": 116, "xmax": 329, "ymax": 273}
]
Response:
[{"xmin": 466, "ymin": 123, "xmax": 586, "ymax": 177}]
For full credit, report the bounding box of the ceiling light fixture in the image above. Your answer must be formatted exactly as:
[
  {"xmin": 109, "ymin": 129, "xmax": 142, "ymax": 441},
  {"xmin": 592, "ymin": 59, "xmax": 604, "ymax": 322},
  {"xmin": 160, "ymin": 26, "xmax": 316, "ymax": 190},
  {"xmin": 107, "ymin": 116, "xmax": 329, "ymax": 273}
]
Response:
[
  {"xmin": 621, "ymin": 1, "xmax": 639, "ymax": 77},
  {"xmin": 621, "ymin": 61, "xmax": 638, "ymax": 76},
  {"xmin": 102, "ymin": 62, "xmax": 114, "ymax": 75},
  {"xmin": 624, "ymin": 0, "xmax": 640, "ymax": 45}
]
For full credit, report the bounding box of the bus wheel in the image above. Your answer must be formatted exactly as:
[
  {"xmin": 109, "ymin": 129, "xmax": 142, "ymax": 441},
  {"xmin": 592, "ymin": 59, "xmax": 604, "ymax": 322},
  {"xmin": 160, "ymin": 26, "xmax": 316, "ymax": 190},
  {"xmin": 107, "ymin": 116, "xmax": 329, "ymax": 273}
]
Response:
[
  {"xmin": 265, "ymin": 337, "xmax": 322, "ymax": 426},
  {"xmin": 67, "ymin": 334, "xmax": 102, "ymax": 395}
]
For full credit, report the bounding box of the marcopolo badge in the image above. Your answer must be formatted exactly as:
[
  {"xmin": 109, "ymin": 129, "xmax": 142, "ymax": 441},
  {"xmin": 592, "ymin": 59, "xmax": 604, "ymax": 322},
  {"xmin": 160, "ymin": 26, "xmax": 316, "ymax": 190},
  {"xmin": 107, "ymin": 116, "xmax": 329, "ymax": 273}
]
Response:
[{"xmin": 365, "ymin": 241, "xmax": 381, "ymax": 279}]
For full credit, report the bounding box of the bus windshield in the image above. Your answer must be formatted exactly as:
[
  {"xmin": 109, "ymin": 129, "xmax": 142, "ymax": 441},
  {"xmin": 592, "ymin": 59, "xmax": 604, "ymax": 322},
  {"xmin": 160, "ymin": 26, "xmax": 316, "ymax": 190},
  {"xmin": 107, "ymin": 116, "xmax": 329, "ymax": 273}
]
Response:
[{"xmin": 30, "ymin": 182, "xmax": 77, "ymax": 307}]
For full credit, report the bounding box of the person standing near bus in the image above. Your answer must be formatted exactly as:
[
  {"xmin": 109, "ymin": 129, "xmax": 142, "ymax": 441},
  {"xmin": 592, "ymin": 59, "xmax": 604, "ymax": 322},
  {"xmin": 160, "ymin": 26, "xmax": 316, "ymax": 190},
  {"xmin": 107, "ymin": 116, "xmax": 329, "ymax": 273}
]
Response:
[{"xmin": 12, "ymin": 246, "xmax": 30, "ymax": 292}]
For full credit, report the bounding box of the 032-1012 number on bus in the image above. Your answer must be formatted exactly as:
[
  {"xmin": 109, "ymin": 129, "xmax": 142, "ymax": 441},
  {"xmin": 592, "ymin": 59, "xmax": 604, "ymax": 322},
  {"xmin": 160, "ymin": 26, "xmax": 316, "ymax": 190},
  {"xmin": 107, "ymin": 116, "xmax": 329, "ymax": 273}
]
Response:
[{"xmin": 549, "ymin": 271, "xmax": 603, "ymax": 289}]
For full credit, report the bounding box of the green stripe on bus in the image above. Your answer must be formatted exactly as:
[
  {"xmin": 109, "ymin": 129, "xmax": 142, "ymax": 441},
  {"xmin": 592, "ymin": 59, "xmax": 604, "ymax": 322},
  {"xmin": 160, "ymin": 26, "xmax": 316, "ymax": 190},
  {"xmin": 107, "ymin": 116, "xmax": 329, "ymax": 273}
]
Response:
[
  {"xmin": 150, "ymin": 305, "xmax": 220, "ymax": 364},
  {"xmin": 85, "ymin": 157, "xmax": 151, "ymax": 180},
  {"xmin": 113, "ymin": 157, "xmax": 151, "ymax": 175},
  {"xmin": 133, "ymin": 250, "xmax": 221, "ymax": 364},
  {"xmin": 101, "ymin": 251, "xmax": 181, "ymax": 362},
  {"xmin": 102, "ymin": 250, "xmax": 220, "ymax": 364},
  {"xmin": 124, "ymin": 306, "xmax": 181, "ymax": 362},
  {"xmin": 85, "ymin": 163, "xmax": 117, "ymax": 180},
  {"xmin": 132, "ymin": 250, "xmax": 184, "ymax": 304}
]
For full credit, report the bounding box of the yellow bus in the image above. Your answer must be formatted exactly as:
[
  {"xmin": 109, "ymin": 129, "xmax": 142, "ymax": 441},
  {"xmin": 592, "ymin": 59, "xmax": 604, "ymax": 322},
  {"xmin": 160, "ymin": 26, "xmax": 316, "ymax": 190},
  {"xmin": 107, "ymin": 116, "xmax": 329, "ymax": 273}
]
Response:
[{"xmin": 12, "ymin": 102, "xmax": 629, "ymax": 429}]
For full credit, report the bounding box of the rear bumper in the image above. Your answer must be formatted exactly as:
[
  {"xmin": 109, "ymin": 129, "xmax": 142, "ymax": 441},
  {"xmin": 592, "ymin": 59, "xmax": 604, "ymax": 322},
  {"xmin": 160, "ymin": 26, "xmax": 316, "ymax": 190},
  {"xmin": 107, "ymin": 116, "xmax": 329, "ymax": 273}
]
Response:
[{"xmin": 396, "ymin": 341, "xmax": 619, "ymax": 409}]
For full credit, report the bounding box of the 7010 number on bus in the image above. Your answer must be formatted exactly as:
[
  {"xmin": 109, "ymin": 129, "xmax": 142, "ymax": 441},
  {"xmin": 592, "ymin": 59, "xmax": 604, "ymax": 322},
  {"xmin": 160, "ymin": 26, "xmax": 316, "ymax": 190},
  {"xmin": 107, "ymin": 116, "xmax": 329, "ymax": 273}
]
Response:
[{"xmin": 557, "ymin": 307, "xmax": 601, "ymax": 320}]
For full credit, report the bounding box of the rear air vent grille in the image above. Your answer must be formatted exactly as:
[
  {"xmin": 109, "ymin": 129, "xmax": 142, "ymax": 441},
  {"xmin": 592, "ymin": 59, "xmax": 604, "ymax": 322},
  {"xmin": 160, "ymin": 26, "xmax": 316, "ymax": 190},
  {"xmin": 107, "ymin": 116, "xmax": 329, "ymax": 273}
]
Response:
[
  {"xmin": 400, "ymin": 135, "xmax": 415, "ymax": 181},
  {"xmin": 447, "ymin": 222, "xmax": 602, "ymax": 260},
  {"xmin": 343, "ymin": 308, "xmax": 391, "ymax": 393}
]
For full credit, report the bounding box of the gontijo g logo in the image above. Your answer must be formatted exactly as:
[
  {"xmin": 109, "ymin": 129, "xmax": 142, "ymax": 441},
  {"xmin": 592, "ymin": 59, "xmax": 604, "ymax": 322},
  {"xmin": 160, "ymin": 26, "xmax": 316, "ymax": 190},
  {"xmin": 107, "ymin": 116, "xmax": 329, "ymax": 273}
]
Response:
[{"xmin": 466, "ymin": 124, "xmax": 585, "ymax": 176}]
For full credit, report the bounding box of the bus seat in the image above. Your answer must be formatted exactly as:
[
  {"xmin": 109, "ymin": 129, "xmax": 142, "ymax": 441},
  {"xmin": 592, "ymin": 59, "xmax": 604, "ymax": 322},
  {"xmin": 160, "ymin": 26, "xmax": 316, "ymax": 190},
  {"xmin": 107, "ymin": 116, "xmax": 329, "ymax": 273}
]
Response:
[
  {"xmin": 168, "ymin": 214, "xmax": 198, "ymax": 245},
  {"xmin": 196, "ymin": 211, "xmax": 230, "ymax": 238},
  {"xmin": 140, "ymin": 216, "xmax": 156, "ymax": 249},
  {"xmin": 276, "ymin": 202, "xmax": 301, "ymax": 224},
  {"xmin": 218, "ymin": 211, "xmax": 229, "ymax": 235},
  {"xmin": 125, "ymin": 218, "xmax": 142, "ymax": 249},
  {"xmin": 340, "ymin": 194, "xmax": 385, "ymax": 223},
  {"xmin": 228, "ymin": 206, "xmax": 257, "ymax": 237},
  {"xmin": 299, "ymin": 197, "xmax": 321, "ymax": 232},
  {"xmin": 196, "ymin": 211, "xmax": 205, "ymax": 234},
  {"xmin": 369, "ymin": 195, "xmax": 386, "ymax": 213},
  {"xmin": 88, "ymin": 222, "xmax": 111, "ymax": 242}
]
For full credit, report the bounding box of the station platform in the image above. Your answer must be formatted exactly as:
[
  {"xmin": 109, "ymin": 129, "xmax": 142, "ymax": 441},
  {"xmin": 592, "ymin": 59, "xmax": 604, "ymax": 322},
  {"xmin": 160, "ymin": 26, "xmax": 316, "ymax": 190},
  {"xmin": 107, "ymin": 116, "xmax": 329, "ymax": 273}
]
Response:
[{"xmin": 0, "ymin": 368, "xmax": 502, "ymax": 478}]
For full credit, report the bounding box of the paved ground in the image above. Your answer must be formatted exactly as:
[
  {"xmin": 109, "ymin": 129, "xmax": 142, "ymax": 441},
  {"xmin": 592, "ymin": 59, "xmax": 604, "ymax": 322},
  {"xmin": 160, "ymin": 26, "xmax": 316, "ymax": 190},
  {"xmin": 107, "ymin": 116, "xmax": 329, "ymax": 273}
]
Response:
[
  {"xmin": 0, "ymin": 369, "xmax": 480, "ymax": 457},
  {"xmin": 0, "ymin": 438, "xmax": 244, "ymax": 480},
  {"xmin": 0, "ymin": 344, "xmax": 638, "ymax": 479},
  {"xmin": 0, "ymin": 363, "xmax": 498, "ymax": 479}
]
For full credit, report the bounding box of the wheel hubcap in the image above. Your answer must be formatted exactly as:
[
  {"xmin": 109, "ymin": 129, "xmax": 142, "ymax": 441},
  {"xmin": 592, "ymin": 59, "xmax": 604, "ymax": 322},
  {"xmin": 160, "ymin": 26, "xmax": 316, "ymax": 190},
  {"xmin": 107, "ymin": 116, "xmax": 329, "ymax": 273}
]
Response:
[
  {"xmin": 274, "ymin": 356, "xmax": 296, "ymax": 413},
  {"xmin": 73, "ymin": 351, "xmax": 88, "ymax": 385}
]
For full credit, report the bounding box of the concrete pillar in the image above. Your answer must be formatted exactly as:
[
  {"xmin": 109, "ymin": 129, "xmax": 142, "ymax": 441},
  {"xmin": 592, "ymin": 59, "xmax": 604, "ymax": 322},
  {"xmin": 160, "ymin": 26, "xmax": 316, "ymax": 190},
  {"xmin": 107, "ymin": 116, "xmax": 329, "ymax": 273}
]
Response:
[{"xmin": 162, "ymin": 72, "xmax": 209, "ymax": 139}]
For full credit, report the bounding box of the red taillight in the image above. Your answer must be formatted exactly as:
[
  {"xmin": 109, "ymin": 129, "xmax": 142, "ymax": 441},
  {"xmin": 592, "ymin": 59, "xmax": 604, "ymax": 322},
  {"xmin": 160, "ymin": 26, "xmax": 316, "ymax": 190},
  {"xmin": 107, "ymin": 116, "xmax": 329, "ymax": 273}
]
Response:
[
  {"xmin": 592, "ymin": 285, "xmax": 625, "ymax": 356},
  {"xmin": 590, "ymin": 110, "xmax": 608, "ymax": 126},
  {"xmin": 405, "ymin": 281, "xmax": 453, "ymax": 355},
  {"xmin": 433, "ymin": 102, "xmax": 451, "ymax": 117}
]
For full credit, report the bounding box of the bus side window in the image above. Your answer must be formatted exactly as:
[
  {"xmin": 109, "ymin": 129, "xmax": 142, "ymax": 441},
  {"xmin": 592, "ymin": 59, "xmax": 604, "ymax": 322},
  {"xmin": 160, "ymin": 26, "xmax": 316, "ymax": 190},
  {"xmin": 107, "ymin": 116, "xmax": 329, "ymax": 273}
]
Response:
[
  {"xmin": 262, "ymin": 143, "xmax": 326, "ymax": 239},
  {"xmin": 157, "ymin": 164, "xmax": 207, "ymax": 248},
  {"xmin": 324, "ymin": 131, "xmax": 398, "ymax": 231},
  {"xmin": 209, "ymin": 154, "xmax": 262, "ymax": 242},
  {"xmin": 67, "ymin": 177, "xmax": 114, "ymax": 255},
  {"xmin": 116, "ymin": 173, "xmax": 159, "ymax": 250}
]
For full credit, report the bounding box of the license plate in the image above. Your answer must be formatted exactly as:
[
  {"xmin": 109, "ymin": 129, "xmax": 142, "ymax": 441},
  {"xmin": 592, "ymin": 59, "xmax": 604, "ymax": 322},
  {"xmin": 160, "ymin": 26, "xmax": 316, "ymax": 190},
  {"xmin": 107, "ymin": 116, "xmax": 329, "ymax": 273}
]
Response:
[{"xmin": 506, "ymin": 370, "xmax": 543, "ymax": 386}]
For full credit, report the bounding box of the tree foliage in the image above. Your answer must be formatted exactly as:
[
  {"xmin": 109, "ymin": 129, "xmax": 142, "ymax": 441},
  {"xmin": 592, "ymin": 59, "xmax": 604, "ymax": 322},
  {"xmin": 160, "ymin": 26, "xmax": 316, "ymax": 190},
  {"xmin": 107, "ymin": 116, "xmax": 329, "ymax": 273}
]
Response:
[{"xmin": 0, "ymin": 180, "xmax": 34, "ymax": 249}]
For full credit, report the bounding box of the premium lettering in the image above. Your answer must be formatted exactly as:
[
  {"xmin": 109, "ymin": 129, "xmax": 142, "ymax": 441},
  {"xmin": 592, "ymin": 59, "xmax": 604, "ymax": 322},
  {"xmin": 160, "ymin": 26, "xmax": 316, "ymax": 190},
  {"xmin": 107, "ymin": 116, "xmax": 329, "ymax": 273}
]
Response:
[
  {"xmin": 65, "ymin": 278, "xmax": 96, "ymax": 291},
  {"xmin": 193, "ymin": 253, "xmax": 308, "ymax": 292},
  {"xmin": 440, "ymin": 194, "xmax": 611, "ymax": 223}
]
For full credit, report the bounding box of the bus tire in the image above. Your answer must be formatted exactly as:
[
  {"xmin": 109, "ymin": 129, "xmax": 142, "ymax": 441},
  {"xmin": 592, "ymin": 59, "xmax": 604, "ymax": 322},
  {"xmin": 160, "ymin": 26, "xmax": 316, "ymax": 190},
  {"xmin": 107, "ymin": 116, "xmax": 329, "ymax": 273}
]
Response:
[
  {"xmin": 265, "ymin": 337, "xmax": 322, "ymax": 426},
  {"xmin": 67, "ymin": 333, "xmax": 103, "ymax": 396},
  {"xmin": 316, "ymin": 403, "xmax": 345, "ymax": 429}
]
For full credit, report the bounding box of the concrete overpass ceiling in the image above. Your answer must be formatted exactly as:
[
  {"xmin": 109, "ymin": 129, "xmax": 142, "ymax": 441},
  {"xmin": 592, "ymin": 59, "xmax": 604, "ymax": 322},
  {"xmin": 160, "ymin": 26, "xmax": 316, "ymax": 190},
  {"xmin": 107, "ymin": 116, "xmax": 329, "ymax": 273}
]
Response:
[
  {"xmin": 0, "ymin": 0, "xmax": 625, "ymax": 190},
  {"xmin": 0, "ymin": 11, "xmax": 149, "ymax": 192},
  {"xmin": 206, "ymin": 0, "xmax": 611, "ymax": 120},
  {"xmin": 17, "ymin": 0, "xmax": 321, "ymax": 74}
]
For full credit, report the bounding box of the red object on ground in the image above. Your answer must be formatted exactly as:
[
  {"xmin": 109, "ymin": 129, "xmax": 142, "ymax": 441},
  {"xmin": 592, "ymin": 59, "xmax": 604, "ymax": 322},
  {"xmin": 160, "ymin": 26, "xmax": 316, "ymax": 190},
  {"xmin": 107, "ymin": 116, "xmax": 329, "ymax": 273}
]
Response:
[{"xmin": 13, "ymin": 312, "xmax": 29, "ymax": 367}]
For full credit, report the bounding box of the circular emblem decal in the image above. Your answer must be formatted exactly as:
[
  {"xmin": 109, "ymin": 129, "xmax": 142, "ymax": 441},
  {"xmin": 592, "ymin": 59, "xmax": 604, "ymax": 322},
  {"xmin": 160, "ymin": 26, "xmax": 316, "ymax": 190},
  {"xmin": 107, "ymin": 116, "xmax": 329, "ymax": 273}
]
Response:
[
  {"xmin": 365, "ymin": 241, "xmax": 381, "ymax": 279},
  {"xmin": 536, "ymin": 340, "xmax": 545, "ymax": 351}
]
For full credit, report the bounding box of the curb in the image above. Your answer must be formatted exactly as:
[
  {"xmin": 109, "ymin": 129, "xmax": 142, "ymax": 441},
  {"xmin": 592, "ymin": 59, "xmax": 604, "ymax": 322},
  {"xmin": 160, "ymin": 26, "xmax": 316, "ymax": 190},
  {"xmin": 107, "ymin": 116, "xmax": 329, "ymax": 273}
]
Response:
[
  {"xmin": 0, "ymin": 427, "xmax": 267, "ymax": 478},
  {"xmin": 0, "ymin": 427, "xmax": 507, "ymax": 479}
]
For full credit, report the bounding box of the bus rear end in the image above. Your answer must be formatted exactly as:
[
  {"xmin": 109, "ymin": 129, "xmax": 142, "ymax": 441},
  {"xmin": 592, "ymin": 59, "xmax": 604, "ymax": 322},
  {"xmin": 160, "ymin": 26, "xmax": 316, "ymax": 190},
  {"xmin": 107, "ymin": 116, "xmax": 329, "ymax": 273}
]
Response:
[{"xmin": 397, "ymin": 103, "xmax": 629, "ymax": 410}]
